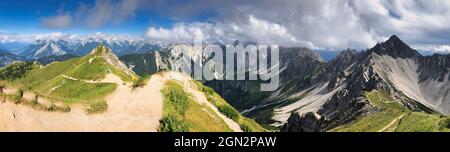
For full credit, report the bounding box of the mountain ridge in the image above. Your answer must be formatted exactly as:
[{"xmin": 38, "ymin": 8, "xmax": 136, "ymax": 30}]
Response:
[
  {"xmin": 12, "ymin": 39, "xmax": 165, "ymax": 59},
  {"xmin": 0, "ymin": 44, "xmax": 264, "ymax": 132},
  {"xmin": 281, "ymin": 35, "xmax": 450, "ymax": 132},
  {"xmin": 116, "ymin": 34, "xmax": 450, "ymax": 132}
]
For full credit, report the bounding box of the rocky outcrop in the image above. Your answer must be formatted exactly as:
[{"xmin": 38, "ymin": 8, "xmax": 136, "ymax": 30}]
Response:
[
  {"xmin": 281, "ymin": 112, "xmax": 323, "ymax": 132},
  {"xmin": 282, "ymin": 35, "xmax": 448, "ymax": 132},
  {"xmin": 205, "ymin": 46, "xmax": 326, "ymax": 121}
]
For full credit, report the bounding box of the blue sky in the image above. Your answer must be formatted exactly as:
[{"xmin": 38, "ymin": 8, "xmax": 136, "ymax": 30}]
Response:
[
  {"xmin": 1, "ymin": 0, "xmax": 450, "ymax": 53},
  {"xmin": 0, "ymin": 0, "xmax": 178, "ymax": 35}
]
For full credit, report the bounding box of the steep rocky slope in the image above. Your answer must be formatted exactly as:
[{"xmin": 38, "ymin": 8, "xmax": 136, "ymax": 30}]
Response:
[
  {"xmin": 282, "ymin": 35, "xmax": 450, "ymax": 132},
  {"xmin": 120, "ymin": 44, "xmax": 326, "ymax": 128}
]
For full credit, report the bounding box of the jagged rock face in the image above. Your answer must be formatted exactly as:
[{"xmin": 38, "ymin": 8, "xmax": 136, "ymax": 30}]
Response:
[
  {"xmin": 280, "ymin": 50, "xmax": 379, "ymax": 131},
  {"xmin": 119, "ymin": 51, "xmax": 170, "ymax": 76},
  {"xmin": 205, "ymin": 47, "xmax": 325, "ymax": 112},
  {"xmin": 118, "ymin": 44, "xmax": 206, "ymax": 76},
  {"xmin": 418, "ymin": 54, "xmax": 450, "ymax": 82},
  {"xmin": 278, "ymin": 47, "xmax": 325, "ymax": 87},
  {"xmin": 415, "ymin": 55, "xmax": 450, "ymax": 113},
  {"xmin": 282, "ymin": 112, "xmax": 323, "ymax": 132},
  {"xmin": 200, "ymin": 47, "xmax": 333, "ymax": 127},
  {"xmin": 369, "ymin": 40, "xmax": 450, "ymax": 114},
  {"xmin": 282, "ymin": 35, "xmax": 450, "ymax": 132},
  {"xmin": 154, "ymin": 51, "xmax": 169, "ymax": 71},
  {"xmin": 371, "ymin": 35, "xmax": 420, "ymax": 59},
  {"xmin": 164, "ymin": 44, "xmax": 205, "ymax": 74},
  {"xmin": 327, "ymin": 49, "xmax": 360, "ymax": 73}
]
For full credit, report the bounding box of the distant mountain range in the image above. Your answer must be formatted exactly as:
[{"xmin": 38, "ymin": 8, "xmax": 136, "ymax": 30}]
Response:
[
  {"xmin": 0, "ymin": 39, "xmax": 165, "ymax": 59},
  {"xmin": 0, "ymin": 38, "xmax": 347, "ymax": 69},
  {"xmin": 0, "ymin": 39, "xmax": 166, "ymax": 67},
  {"xmin": 0, "ymin": 48, "xmax": 78, "ymax": 66}
]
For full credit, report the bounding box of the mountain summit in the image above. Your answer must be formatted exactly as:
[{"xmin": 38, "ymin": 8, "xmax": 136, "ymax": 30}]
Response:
[
  {"xmin": 90, "ymin": 44, "xmax": 136, "ymax": 77},
  {"xmin": 371, "ymin": 35, "xmax": 420, "ymax": 58},
  {"xmin": 22, "ymin": 40, "xmax": 68, "ymax": 59}
]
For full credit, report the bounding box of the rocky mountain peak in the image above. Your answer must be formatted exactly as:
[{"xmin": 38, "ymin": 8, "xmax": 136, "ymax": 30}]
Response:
[
  {"xmin": 90, "ymin": 44, "xmax": 136, "ymax": 76},
  {"xmin": 371, "ymin": 35, "xmax": 420, "ymax": 58},
  {"xmin": 334, "ymin": 49, "xmax": 358, "ymax": 61},
  {"xmin": 327, "ymin": 49, "xmax": 361, "ymax": 73},
  {"xmin": 386, "ymin": 34, "xmax": 401, "ymax": 43},
  {"xmin": 283, "ymin": 47, "xmax": 324, "ymax": 62},
  {"xmin": 23, "ymin": 40, "xmax": 67, "ymax": 59},
  {"xmin": 90, "ymin": 44, "xmax": 110, "ymax": 54}
]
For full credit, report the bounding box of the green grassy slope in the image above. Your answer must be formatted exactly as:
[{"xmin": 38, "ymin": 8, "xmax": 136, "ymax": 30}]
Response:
[
  {"xmin": 330, "ymin": 90, "xmax": 450, "ymax": 132},
  {"xmin": 1, "ymin": 45, "xmax": 138, "ymax": 113},
  {"xmin": 192, "ymin": 81, "xmax": 266, "ymax": 132},
  {"xmin": 159, "ymin": 79, "xmax": 265, "ymax": 132},
  {"xmin": 160, "ymin": 80, "xmax": 233, "ymax": 132}
]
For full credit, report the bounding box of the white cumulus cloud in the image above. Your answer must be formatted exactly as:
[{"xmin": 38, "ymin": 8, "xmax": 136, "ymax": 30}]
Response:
[
  {"xmin": 41, "ymin": 14, "xmax": 72, "ymax": 29},
  {"xmin": 0, "ymin": 32, "xmax": 143, "ymax": 44},
  {"xmin": 145, "ymin": 15, "xmax": 308, "ymax": 47}
]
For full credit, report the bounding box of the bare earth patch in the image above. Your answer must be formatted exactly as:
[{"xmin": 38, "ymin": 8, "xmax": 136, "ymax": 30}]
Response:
[{"xmin": 0, "ymin": 74, "xmax": 163, "ymax": 132}]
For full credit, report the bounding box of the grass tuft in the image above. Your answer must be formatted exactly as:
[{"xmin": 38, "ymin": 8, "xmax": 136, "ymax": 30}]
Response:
[
  {"xmin": 218, "ymin": 105, "xmax": 240, "ymax": 122},
  {"xmin": 86, "ymin": 101, "xmax": 108, "ymax": 114},
  {"xmin": 132, "ymin": 75, "xmax": 151, "ymax": 89},
  {"xmin": 159, "ymin": 114, "xmax": 190, "ymax": 132}
]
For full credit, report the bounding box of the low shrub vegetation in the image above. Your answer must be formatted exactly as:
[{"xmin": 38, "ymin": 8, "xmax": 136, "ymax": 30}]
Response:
[
  {"xmin": 164, "ymin": 81, "xmax": 189, "ymax": 115},
  {"xmin": 12, "ymin": 89, "xmax": 24, "ymax": 104},
  {"xmin": 30, "ymin": 99, "xmax": 38, "ymax": 106},
  {"xmin": 132, "ymin": 75, "xmax": 150, "ymax": 89},
  {"xmin": 0, "ymin": 62, "xmax": 36, "ymax": 81},
  {"xmin": 86, "ymin": 101, "xmax": 108, "ymax": 114},
  {"xmin": 218, "ymin": 105, "xmax": 240, "ymax": 122},
  {"xmin": 159, "ymin": 114, "xmax": 190, "ymax": 132}
]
